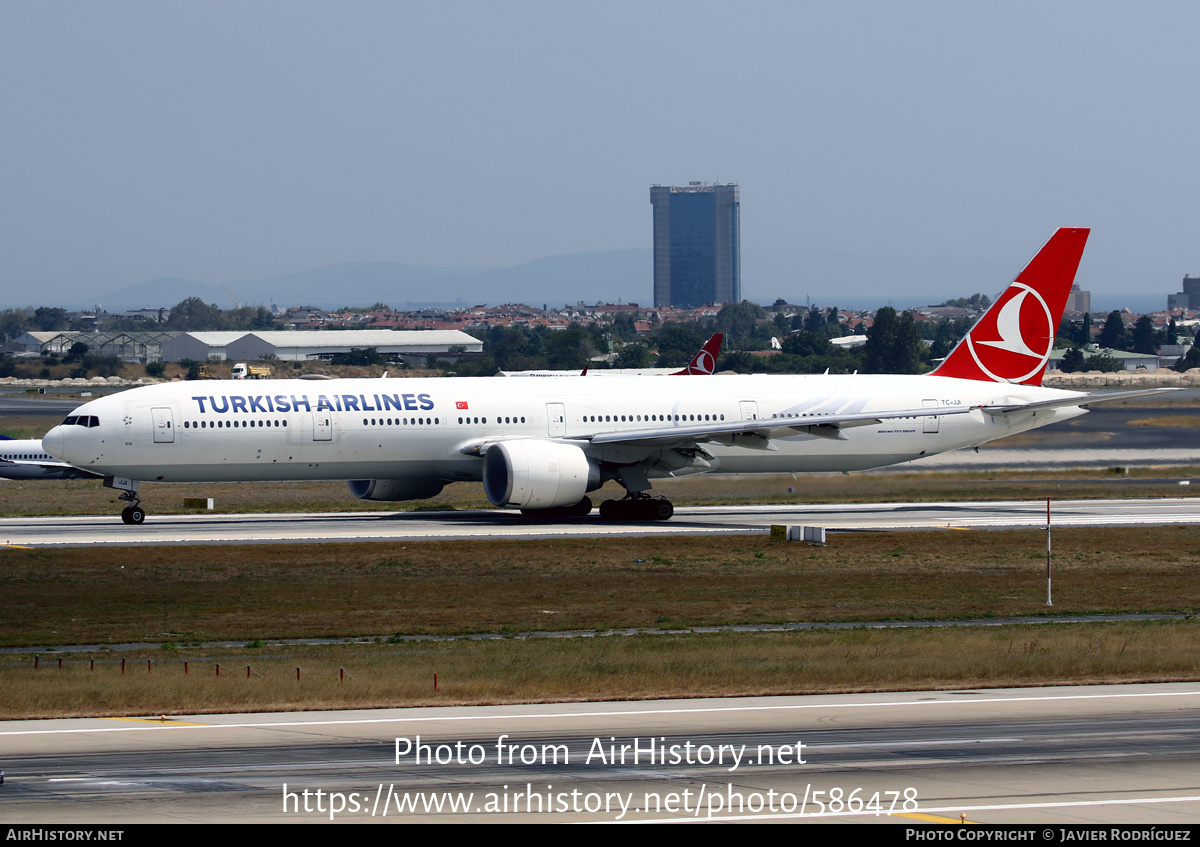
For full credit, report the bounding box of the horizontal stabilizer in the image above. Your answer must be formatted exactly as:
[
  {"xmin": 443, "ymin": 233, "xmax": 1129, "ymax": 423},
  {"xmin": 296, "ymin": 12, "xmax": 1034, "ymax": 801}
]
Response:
[{"xmin": 980, "ymin": 388, "xmax": 1179, "ymax": 416}]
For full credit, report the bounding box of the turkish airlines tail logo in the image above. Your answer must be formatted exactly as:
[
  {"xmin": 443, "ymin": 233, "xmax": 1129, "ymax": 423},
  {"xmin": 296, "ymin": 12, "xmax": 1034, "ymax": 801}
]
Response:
[
  {"xmin": 673, "ymin": 333, "xmax": 724, "ymax": 375},
  {"xmin": 931, "ymin": 227, "xmax": 1089, "ymax": 385}
]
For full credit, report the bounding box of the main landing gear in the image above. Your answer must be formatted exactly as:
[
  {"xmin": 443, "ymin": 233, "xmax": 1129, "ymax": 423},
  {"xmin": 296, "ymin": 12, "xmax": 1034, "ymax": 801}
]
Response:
[
  {"xmin": 517, "ymin": 492, "xmax": 677, "ymax": 522},
  {"xmin": 598, "ymin": 493, "xmax": 674, "ymax": 522}
]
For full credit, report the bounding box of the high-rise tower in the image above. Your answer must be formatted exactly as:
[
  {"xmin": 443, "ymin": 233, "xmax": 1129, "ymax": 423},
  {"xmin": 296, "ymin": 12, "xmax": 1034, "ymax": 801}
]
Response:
[{"xmin": 651, "ymin": 182, "xmax": 740, "ymax": 308}]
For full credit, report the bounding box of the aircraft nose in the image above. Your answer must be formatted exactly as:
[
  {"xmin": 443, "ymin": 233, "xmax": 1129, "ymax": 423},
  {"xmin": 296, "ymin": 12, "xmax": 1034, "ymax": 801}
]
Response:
[{"xmin": 42, "ymin": 426, "xmax": 66, "ymax": 461}]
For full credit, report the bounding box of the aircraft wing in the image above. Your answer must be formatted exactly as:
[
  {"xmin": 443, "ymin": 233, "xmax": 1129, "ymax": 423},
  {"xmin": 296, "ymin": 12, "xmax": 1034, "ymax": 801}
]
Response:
[
  {"xmin": 566, "ymin": 405, "xmax": 976, "ymax": 449},
  {"xmin": 979, "ymin": 388, "xmax": 1179, "ymax": 416},
  {"xmin": 1, "ymin": 457, "xmax": 81, "ymax": 470},
  {"xmin": 457, "ymin": 404, "xmax": 976, "ymax": 457},
  {"xmin": 0, "ymin": 456, "xmax": 101, "ymax": 480},
  {"xmin": 564, "ymin": 387, "xmax": 1175, "ymax": 449},
  {"xmin": 455, "ymin": 387, "xmax": 1178, "ymax": 459}
]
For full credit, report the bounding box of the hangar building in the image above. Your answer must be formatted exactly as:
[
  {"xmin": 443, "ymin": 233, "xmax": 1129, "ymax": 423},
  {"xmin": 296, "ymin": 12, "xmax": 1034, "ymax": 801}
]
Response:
[{"xmin": 221, "ymin": 330, "xmax": 483, "ymax": 364}]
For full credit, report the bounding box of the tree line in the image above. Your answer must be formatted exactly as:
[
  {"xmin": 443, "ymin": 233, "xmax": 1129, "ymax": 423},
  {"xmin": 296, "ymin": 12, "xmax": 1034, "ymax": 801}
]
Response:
[{"xmin": 0, "ymin": 298, "xmax": 280, "ymax": 339}]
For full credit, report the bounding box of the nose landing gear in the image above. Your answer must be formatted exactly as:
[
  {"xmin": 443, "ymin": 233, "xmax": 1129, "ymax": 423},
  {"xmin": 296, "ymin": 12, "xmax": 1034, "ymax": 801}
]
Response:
[
  {"xmin": 118, "ymin": 489, "xmax": 146, "ymax": 525},
  {"xmin": 106, "ymin": 477, "xmax": 147, "ymax": 526}
]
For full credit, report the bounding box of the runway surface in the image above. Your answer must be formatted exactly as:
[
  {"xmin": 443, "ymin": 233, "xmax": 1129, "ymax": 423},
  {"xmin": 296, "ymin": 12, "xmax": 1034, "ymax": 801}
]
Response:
[
  {"xmin": 2, "ymin": 683, "xmax": 1198, "ymax": 823},
  {"xmin": 5, "ymin": 497, "xmax": 1200, "ymax": 547}
]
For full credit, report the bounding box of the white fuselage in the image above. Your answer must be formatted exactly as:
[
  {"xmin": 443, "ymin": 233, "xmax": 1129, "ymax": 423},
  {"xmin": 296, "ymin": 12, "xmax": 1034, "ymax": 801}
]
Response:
[
  {"xmin": 0, "ymin": 439, "xmax": 100, "ymax": 480},
  {"xmin": 42, "ymin": 373, "xmax": 1086, "ymax": 486}
]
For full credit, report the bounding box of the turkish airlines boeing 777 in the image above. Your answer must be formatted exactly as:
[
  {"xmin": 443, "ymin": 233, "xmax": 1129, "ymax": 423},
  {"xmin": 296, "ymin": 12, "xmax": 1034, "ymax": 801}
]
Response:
[{"xmin": 44, "ymin": 228, "xmax": 1156, "ymax": 524}]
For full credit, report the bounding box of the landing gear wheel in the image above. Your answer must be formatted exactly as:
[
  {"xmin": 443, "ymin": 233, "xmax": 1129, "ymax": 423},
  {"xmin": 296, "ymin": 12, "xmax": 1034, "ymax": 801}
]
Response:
[
  {"xmin": 599, "ymin": 496, "xmax": 674, "ymax": 522},
  {"xmin": 119, "ymin": 493, "xmax": 146, "ymax": 525}
]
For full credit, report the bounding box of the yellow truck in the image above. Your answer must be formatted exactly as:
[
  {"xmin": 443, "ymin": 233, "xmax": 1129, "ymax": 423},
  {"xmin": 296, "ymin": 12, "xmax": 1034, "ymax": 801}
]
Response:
[{"xmin": 231, "ymin": 362, "xmax": 273, "ymax": 380}]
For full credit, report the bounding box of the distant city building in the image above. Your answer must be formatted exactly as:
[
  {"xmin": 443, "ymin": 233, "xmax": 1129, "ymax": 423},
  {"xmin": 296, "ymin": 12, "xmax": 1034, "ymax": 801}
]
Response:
[
  {"xmin": 1168, "ymin": 275, "xmax": 1200, "ymax": 311},
  {"xmin": 1065, "ymin": 283, "xmax": 1091, "ymax": 313},
  {"xmin": 651, "ymin": 182, "xmax": 740, "ymax": 308},
  {"xmin": 1047, "ymin": 348, "xmax": 1162, "ymax": 372},
  {"xmin": 161, "ymin": 331, "xmax": 255, "ymax": 362},
  {"xmin": 17, "ymin": 330, "xmax": 181, "ymax": 363}
]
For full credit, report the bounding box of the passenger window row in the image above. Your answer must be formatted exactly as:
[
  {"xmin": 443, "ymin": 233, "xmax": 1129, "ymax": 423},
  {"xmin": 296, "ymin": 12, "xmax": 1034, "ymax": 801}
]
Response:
[
  {"xmin": 363, "ymin": 417, "xmax": 440, "ymax": 426},
  {"xmin": 456, "ymin": 416, "xmax": 525, "ymax": 424},
  {"xmin": 184, "ymin": 420, "xmax": 288, "ymax": 429},
  {"xmin": 581, "ymin": 413, "xmax": 726, "ymax": 423}
]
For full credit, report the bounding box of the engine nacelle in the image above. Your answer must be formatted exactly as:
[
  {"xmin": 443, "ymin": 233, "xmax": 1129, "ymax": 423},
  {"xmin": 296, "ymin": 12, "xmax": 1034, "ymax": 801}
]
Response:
[
  {"xmin": 482, "ymin": 440, "xmax": 598, "ymax": 509},
  {"xmin": 347, "ymin": 478, "xmax": 445, "ymax": 502}
]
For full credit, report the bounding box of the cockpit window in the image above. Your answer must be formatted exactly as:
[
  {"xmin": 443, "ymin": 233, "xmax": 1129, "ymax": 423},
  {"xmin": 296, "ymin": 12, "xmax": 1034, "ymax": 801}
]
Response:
[
  {"xmin": 62, "ymin": 416, "xmax": 78, "ymax": 426},
  {"xmin": 87, "ymin": 416, "xmax": 99, "ymax": 427}
]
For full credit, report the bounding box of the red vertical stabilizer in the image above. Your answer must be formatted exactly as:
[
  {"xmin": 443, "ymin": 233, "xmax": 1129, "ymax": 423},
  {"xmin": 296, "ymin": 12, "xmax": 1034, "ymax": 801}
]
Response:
[{"xmin": 930, "ymin": 227, "xmax": 1089, "ymax": 385}]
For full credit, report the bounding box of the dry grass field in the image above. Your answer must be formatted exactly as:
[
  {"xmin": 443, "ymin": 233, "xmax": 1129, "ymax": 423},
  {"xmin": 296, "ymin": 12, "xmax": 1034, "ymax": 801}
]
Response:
[
  {"xmin": 3, "ymin": 528, "xmax": 1199, "ymax": 649},
  {"xmin": 3, "ymin": 511, "xmax": 1199, "ymax": 719},
  {"xmin": 4, "ymin": 621, "xmax": 1198, "ymax": 719}
]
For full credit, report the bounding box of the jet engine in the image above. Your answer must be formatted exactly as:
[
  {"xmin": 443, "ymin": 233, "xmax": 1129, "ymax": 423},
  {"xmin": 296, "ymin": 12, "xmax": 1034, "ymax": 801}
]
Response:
[
  {"xmin": 482, "ymin": 440, "xmax": 599, "ymax": 509},
  {"xmin": 347, "ymin": 478, "xmax": 445, "ymax": 502}
]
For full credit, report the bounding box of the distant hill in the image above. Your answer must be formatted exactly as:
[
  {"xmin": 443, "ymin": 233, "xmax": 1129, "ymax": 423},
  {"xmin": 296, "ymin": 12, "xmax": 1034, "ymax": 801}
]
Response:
[
  {"xmin": 90, "ymin": 250, "xmax": 652, "ymax": 312},
  {"xmin": 57, "ymin": 247, "xmax": 1099, "ymax": 312}
]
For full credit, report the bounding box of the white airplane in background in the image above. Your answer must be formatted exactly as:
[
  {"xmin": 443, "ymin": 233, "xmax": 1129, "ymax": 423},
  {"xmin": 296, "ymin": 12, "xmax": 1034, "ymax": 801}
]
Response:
[
  {"xmin": 44, "ymin": 228, "xmax": 1163, "ymax": 525},
  {"xmin": 502, "ymin": 333, "xmax": 724, "ymax": 377},
  {"xmin": 0, "ymin": 436, "xmax": 99, "ymax": 480}
]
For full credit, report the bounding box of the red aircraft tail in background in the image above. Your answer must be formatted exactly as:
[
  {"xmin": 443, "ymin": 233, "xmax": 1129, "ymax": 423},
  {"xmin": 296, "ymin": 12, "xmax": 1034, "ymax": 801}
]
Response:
[
  {"xmin": 672, "ymin": 333, "xmax": 723, "ymax": 375},
  {"xmin": 930, "ymin": 227, "xmax": 1089, "ymax": 386}
]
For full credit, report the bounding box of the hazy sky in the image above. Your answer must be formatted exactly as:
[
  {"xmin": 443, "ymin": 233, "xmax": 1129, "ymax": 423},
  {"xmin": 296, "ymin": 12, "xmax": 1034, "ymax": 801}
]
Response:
[{"xmin": 3, "ymin": 1, "xmax": 1198, "ymax": 305}]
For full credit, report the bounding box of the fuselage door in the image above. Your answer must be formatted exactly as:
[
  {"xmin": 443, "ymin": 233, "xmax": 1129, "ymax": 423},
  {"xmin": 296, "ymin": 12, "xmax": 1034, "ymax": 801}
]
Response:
[
  {"xmin": 313, "ymin": 410, "xmax": 332, "ymax": 441},
  {"xmin": 739, "ymin": 400, "xmax": 759, "ymax": 421},
  {"xmin": 922, "ymin": 398, "xmax": 940, "ymax": 433},
  {"xmin": 151, "ymin": 407, "xmax": 175, "ymax": 443},
  {"xmin": 546, "ymin": 403, "xmax": 566, "ymax": 437}
]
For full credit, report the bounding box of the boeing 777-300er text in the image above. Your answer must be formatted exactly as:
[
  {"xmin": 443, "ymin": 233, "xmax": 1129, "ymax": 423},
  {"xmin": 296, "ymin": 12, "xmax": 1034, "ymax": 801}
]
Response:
[{"xmin": 44, "ymin": 228, "xmax": 1162, "ymax": 524}]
